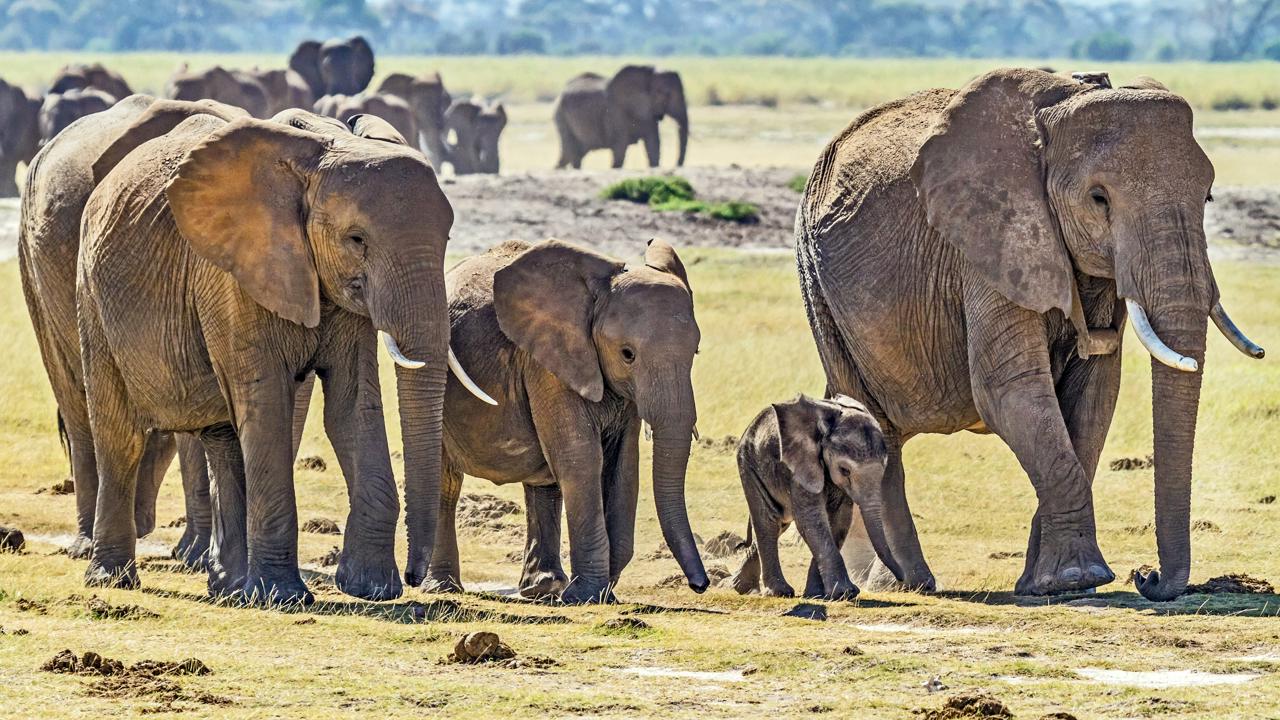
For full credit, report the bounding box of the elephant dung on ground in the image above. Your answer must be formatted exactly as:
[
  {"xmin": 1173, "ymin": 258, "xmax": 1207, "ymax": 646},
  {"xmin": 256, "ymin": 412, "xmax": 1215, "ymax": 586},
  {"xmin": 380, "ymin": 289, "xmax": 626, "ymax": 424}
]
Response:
[
  {"xmin": 444, "ymin": 97, "xmax": 506, "ymax": 175},
  {"xmin": 0, "ymin": 77, "xmax": 41, "ymax": 196},
  {"xmin": 166, "ymin": 65, "xmax": 270, "ymax": 119},
  {"xmin": 553, "ymin": 65, "xmax": 688, "ymax": 169},
  {"xmin": 377, "ymin": 71, "xmax": 451, "ymax": 169},
  {"xmin": 796, "ymin": 68, "xmax": 1264, "ymax": 601}
]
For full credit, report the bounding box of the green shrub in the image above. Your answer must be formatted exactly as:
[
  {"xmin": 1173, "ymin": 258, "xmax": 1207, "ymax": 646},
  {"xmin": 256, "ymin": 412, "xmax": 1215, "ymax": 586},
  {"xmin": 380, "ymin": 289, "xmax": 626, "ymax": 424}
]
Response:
[
  {"xmin": 1212, "ymin": 93, "xmax": 1254, "ymax": 111},
  {"xmin": 786, "ymin": 173, "xmax": 808, "ymax": 193},
  {"xmin": 600, "ymin": 176, "xmax": 696, "ymax": 205},
  {"xmin": 707, "ymin": 201, "xmax": 761, "ymax": 223}
]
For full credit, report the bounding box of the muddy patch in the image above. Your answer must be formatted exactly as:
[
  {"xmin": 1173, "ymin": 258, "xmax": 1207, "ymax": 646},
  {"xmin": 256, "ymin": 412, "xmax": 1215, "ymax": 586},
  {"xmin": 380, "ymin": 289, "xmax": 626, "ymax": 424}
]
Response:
[
  {"xmin": 1076, "ymin": 667, "xmax": 1258, "ymax": 688},
  {"xmin": 14, "ymin": 597, "xmax": 49, "ymax": 614},
  {"xmin": 1184, "ymin": 573, "xmax": 1274, "ymax": 595},
  {"xmin": 0, "ymin": 525, "xmax": 24, "ymax": 552},
  {"xmin": 916, "ymin": 693, "xmax": 1013, "ymax": 719},
  {"xmin": 300, "ymin": 517, "xmax": 340, "ymax": 535},
  {"xmin": 41, "ymin": 650, "xmax": 222, "ymax": 708}
]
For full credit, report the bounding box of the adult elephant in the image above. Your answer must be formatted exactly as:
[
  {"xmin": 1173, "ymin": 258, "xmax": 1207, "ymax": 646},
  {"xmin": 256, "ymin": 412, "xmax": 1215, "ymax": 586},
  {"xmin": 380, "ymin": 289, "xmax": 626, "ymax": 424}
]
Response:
[
  {"xmin": 49, "ymin": 62, "xmax": 132, "ymax": 100},
  {"xmin": 166, "ymin": 65, "xmax": 270, "ymax": 118},
  {"xmin": 245, "ymin": 68, "xmax": 314, "ymax": 117},
  {"xmin": 0, "ymin": 77, "xmax": 41, "ymax": 196},
  {"xmin": 444, "ymin": 98, "xmax": 506, "ymax": 175},
  {"xmin": 429, "ymin": 239, "xmax": 708, "ymax": 604},
  {"xmin": 21, "ymin": 96, "xmax": 250, "ymax": 565},
  {"xmin": 796, "ymin": 68, "xmax": 1263, "ymax": 601},
  {"xmin": 553, "ymin": 65, "xmax": 687, "ymax": 169},
  {"xmin": 39, "ymin": 88, "xmax": 116, "ymax": 146},
  {"xmin": 317, "ymin": 93, "xmax": 417, "ymax": 152},
  {"xmin": 289, "ymin": 36, "xmax": 375, "ymax": 97},
  {"xmin": 377, "ymin": 72, "xmax": 451, "ymax": 170},
  {"xmin": 76, "ymin": 108, "xmax": 490, "ymax": 603}
]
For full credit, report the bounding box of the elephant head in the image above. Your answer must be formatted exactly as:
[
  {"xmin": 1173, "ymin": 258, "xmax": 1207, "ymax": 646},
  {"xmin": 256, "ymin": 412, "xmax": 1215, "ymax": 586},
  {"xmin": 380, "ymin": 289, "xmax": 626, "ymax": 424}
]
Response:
[
  {"xmin": 475, "ymin": 101, "xmax": 506, "ymax": 174},
  {"xmin": 288, "ymin": 40, "xmax": 325, "ymax": 99},
  {"xmin": 167, "ymin": 65, "xmax": 269, "ymax": 119},
  {"xmin": 773, "ymin": 394, "xmax": 904, "ymax": 582},
  {"xmin": 49, "ymin": 62, "xmax": 133, "ymax": 101},
  {"xmin": 39, "ymin": 88, "xmax": 116, "ymax": 146},
  {"xmin": 0, "ymin": 77, "xmax": 41, "ymax": 194},
  {"xmin": 493, "ymin": 238, "xmax": 708, "ymax": 591},
  {"xmin": 247, "ymin": 68, "xmax": 315, "ymax": 116},
  {"xmin": 444, "ymin": 97, "xmax": 505, "ymax": 174},
  {"xmin": 376, "ymin": 72, "xmax": 452, "ymax": 169},
  {"xmin": 320, "ymin": 35, "xmax": 375, "ymax": 96},
  {"xmin": 608, "ymin": 66, "xmax": 688, "ymax": 167},
  {"xmin": 910, "ymin": 68, "xmax": 1263, "ymax": 601}
]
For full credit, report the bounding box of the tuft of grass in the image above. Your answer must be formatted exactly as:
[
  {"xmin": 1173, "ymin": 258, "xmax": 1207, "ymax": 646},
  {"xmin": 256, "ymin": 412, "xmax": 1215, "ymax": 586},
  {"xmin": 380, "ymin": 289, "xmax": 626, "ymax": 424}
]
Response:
[
  {"xmin": 786, "ymin": 173, "xmax": 808, "ymax": 193},
  {"xmin": 600, "ymin": 176, "xmax": 695, "ymax": 205}
]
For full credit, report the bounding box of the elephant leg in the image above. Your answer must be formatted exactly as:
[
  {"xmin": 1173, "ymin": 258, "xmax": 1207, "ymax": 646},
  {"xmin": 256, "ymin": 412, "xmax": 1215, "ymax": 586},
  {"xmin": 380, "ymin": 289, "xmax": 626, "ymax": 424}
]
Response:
[
  {"xmin": 641, "ymin": 123, "xmax": 660, "ymax": 168},
  {"xmin": 173, "ymin": 434, "xmax": 211, "ymax": 570},
  {"xmin": 731, "ymin": 540, "xmax": 762, "ymax": 595},
  {"xmin": 875, "ymin": 433, "xmax": 935, "ymax": 591},
  {"xmin": 602, "ymin": 417, "xmax": 640, "ymax": 587},
  {"xmin": 741, "ymin": 469, "xmax": 791, "ymax": 598},
  {"xmin": 792, "ymin": 484, "xmax": 857, "ymax": 600},
  {"xmin": 424, "ymin": 461, "xmax": 464, "ymax": 593},
  {"xmin": 201, "ymin": 423, "xmax": 248, "ymax": 597},
  {"xmin": 61, "ymin": 408, "xmax": 99, "ymax": 560},
  {"xmin": 966, "ymin": 296, "xmax": 1112, "ymax": 596},
  {"xmin": 610, "ymin": 143, "xmax": 628, "ymax": 169},
  {"xmin": 0, "ymin": 158, "xmax": 19, "ymax": 197},
  {"xmin": 133, "ymin": 431, "xmax": 177, "ymax": 539},
  {"xmin": 519, "ymin": 481, "xmax": 567, "ymax": 599},
  {"xmin": 805, "ymin": 493, "xmax": 854, "ymax": 598},
  {"xmin": 554, "ymin": 120, "xmax": 576, "ymax": 169},
  {"xmin": 840, "ymin": 506, "xmax": 898, "ymax": 591},
  {"xmin": 291, "ymin": 372, "xmax": 314, "ymax": 460}
]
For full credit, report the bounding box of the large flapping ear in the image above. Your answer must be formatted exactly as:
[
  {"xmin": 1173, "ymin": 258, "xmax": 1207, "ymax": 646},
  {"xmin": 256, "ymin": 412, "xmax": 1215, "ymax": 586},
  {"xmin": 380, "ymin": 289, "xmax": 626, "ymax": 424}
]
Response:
[
  {"xmin": 345, "ymin": 113, "xmax": 407, "ymax": 145},
  {"xmin": 644, "ymin": 238, "xmax": 691, "ymax": 293},
  {"xmin": 910, "ymin": 68, "xmax": 1087, "ymax": 317},
  {"xmin": 773, "ymin": 395, "xmax": 829, "ymax": 494},
  {"xmin": 166, "ymin": 118, "xmax": 329, "ymax": 328},
  {"xmin": 493, "ymin": 239, "xmax": 623, "ymax": 402},
  {"xmin": 93, "ymin": 98, "xmax": 248, "ymax": 184}
]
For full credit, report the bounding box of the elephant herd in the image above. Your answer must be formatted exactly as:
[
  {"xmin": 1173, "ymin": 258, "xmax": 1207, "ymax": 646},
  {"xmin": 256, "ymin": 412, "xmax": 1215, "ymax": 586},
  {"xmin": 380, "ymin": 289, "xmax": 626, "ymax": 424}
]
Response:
[
  {"xmin": 14, "ymin": 65, "xmax": 1267, "ymax": 608},
  {"xmin": 0, "ymin": 37, "xmax": 692, "ymax": 198}
]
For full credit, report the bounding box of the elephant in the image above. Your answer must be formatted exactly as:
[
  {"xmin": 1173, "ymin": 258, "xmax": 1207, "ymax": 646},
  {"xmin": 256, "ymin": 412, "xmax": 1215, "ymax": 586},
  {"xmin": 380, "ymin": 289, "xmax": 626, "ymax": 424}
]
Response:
[
  {"xmin": 377, "ymin": 72, "xmax": 451, "ymax": 170},
  {"xmin": 444, "ymin": 97, "xmax": 506, "ymax": 175},
  {"xmin": 75, "ymin": 106, "xmax": 491, "ymax": 603},
  {"xmin": 0, "ymin": 77, "xmax": 41, "ymax": 196},
  {"xmin": 21, "ymin": 95, "xmax": 251, "ymax": 565},
  {"xmin": 316, "ymin": 93, "xmax": 417, "ymax": 152},
  {"xmin": 795, "ymin": 68, "xmax": 1264, "ymax": 600},
  {"xmin": 553, "ymin": 65, "xmax": 688, "ymax": 169},
  {"xmin": 245, "ymin": 68, "xmax": 314, "ymax": 117},
  {"xmin": 729, "ymin": 394, "xmax": 903, "ymax": 600},
  {"xmin": 39, "ymin": 88, "xmax": 116, "ymax": 146},
  {"xmin": 166, "ymin": 65, "xmax": 270, "ymax": 118},
  {"xmin": 289, "ymin": 36, "xmax": 375, "ymax": 98},
  {"xmin": 428, "ymin": 238, "xmax": 708, "ymax": 604},
  {"xmin": 49, "ymin": 62, "xmax": 132, "ymax": 101}
]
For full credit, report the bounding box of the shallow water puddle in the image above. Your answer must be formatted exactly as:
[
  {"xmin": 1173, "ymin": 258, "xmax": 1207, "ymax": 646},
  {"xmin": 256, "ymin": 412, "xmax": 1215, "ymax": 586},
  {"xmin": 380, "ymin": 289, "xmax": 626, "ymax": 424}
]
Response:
[
  {"xmin": 1076, "ymin": 667, "xmax": 1259, "ymax": 688},
  {"xmin": 617, "ymin": 667, "xmax": 746, "ymax": 682}
]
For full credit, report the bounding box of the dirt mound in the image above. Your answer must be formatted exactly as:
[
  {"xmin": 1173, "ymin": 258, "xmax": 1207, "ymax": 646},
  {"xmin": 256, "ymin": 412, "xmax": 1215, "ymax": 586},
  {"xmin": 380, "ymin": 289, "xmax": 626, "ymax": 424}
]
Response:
[
  {"xmin": 15, "ymin": 598, "xmax": 48, "ymax": 614},
  {"xmin": 1192, "ymin": 519, "xmax": 1221, "ymax": 533},
  {"xmin": 0, "ymin": 526, "xmax": 24, "ymax": 552},
  {"xmin": 916, "ymin": 694, "xmax": 1013, "ymax": 720},
  {"xmin": 1184, "ymin": 573, "xmax": 1274, "ymax": 595},
  {"xmin": 1259, "ymin": 495, "xmax": 1276, "ymax": 505},
  {"xmin": 165, "ymin": 516, "xmax": 186, "ymax": 528},
  {"xmin": 657, "ymin": 564, "xmax": 729, "ymax": 588},
  {"xmin": 81, "ymin": 595, "xmax": 160, "ymax": 620},
  {"xmin": 312, "ymin": 546, "xmax": 342, "ymax": 567},
  {"xmin": 988, "ymin": 551, "xmax": 1024, "ymax": 560},
  {"xmin": 445, "ymin": 631, "xmax": 516, "ymax": 664},
  {"xmin": 1109, "ymin": 455, "xmax": 1153, "ymax": 471},
  {"xmin": 0, "ymin": 626, "xmax": 30, "ymax": 636},
  {"xmin": 456, "ymin": 494, "xmax": 523, "ymax": 538},
  {"xmin": 642, "ymin": 533, "xmax": 705, "ymax": 561},
  {"xmin": 1039, "ymin": 714, "xmax": 1078, "ymax": 720},
  {"xmin": 703, "ymin": 530, "xmax": 747, "ymax": 558},
  {"xmin": 34, "ymin": 478, "xmax": 75, "ymax": 495},
  {"xmin": 301, "ymin": 517, "xmax": 340, "ymax": 534},
  {"xmin": 295, "ymin": 456, "xmax": 327, "ymax": 472}
]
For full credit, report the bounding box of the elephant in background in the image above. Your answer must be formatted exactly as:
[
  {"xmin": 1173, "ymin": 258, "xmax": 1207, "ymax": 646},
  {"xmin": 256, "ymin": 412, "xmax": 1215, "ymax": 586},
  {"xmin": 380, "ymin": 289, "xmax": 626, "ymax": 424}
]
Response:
[
  {"xmin": 554, "ymin": 65, "xmax": 688, "ymax": 169},
  {"xmin": 0, "ymin": 77, "xmax": 41, "ymax": 196},
  {"xmin": 77, "ymin": 106, "xmax": 489, "ymax": 603},
  {"xmin": 245, "ymin": 68, "xmax": 314, "ymax": 117},
  {"xmin": 445, "ymin": 97, "xmax": 506, "ymax": 175},
  {"xmin": 39, "ymin": 88, "xmax": 115, "ymax": 146},
  {"xmin": 796, "ymin": 68, "xmax": 1264, "ymax": 601},
  {"xmin": 166, "ymin": 65, "xmax": 269, "ymax": 118},
  {"xmin": 315, "ymin": 93, "xmax": 417, "ymax": 151},
  {"xmin": 377, "ymin": 71, "xmax": 451, "ymax": 170},
  {"xmin": 289, "ymin": 36, "xmax": 374, "ymax": 98},
  {"xmin": 49, "ymin": 63, "xmax": 132, "ymax": 101},
  {"xmin": 430, "ymin": 239, "xmax": 708, "ymax": 604}
]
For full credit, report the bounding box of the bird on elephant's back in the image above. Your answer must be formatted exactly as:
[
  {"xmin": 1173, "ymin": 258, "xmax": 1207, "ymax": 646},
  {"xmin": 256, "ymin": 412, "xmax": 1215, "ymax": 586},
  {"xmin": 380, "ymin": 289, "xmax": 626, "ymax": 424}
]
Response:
[
  {"xmin": 553, "ymin": 65, "xmax": 688, "ymax": 169},
  {"xmin": 430, "ymin": 238, "xmax": 708, "ymax": 604},
  {"xmin": 796, "ymin": 68, "xmax": 1264, "ymax": 602}
]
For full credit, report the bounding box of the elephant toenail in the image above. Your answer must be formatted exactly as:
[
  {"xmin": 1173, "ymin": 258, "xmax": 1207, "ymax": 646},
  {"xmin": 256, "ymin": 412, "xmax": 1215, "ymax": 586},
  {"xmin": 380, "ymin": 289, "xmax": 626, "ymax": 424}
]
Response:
[
  {"xmin": 1088, "ymin": 564, "xmax": 1111, "ymax": 580},
  {"xmin": 1059, "ymin": 567, "xmax": 1082, "ymax": 582}
]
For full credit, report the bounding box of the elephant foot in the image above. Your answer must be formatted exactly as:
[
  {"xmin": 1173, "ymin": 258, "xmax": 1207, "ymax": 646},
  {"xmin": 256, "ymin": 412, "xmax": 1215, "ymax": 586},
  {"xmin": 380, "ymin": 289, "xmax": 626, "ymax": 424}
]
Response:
[
  {"xmin": 206, "ymin": 565, "xmax": 245, "ymax": 599},
  {"xmin": 335, "ymin": 553, "xmax": 403, "ymax": 601},
  {"xmin": 134, "ymin": 509, "xmax": 156, "ymax": 540},
  {"xmin": 404, "ymin": 551, "xmax": 431, "ymax": 589},
  {"xmin": 171, "ymin": 529, "xmax": 210, "ymax": 571},
  {"xmin": 519, "ymin": 568, "xmax": 568, "ymax": 600},
  {"xmin": 730, "ymin": 572, "xmax": 759, "ymax": 595},
  {"xmin": 421, "ymin": 573, "xmax": 464, "ymax": 595},
  {"xmin": 84, "ymin": 559, "xmax": 139, "ymax": 590},
  {"xmin": 242, "ymin": 570, "xmax": 314, "ymax": 607},
  {"xmin": 67, "ymin": 534, "xmax": 94, "ymax": 560},
  {"xmin": 559, "ymin": 578, "xmax": 616, "ymax": 605},
  {"xmin": 825, "ymin": 580, "xmax": 860, "ymax": 601},
  {"xmin": 1015, "ymin": 522, "xmax": 1114, "ymax": 596},
  {"xmin": 761, "ymin": 581, "xmax": 795, "ymax": 598}
]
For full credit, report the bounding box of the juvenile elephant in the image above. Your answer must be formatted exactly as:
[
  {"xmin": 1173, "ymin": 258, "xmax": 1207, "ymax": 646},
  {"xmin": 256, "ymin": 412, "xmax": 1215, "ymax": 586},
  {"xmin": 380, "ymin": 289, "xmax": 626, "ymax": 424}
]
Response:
[
  {"xmin": 166, "ymin": 65, "xmax": 269, "ymax": 118},
  {"xmin": 553, "ymin": 65, "xmax": 688, "ymax": 169},
  {"xmin": 39, "ymin": 88, "xmax": 116, "ymax": 146},
  {"xmin": 245, "ymin": 68, "xmax": 314, "ymax": 117},
  {"xmin": 796, "ymin": 68, "xmax": 1263, "ymax": 600},
  {"xmin": 377, "ymin": 72, "xmax": 451, "ymax": 169},
  {"xmin": 430, "ymin": 239, "xmax": 708, "ymax": 603},
  {"xmin": 730, "ymin": 395, "xmax": 902, "ymax": 600},
  {"xmin": 445, "ymin": 98, "xmax": 506, "ymax": 175},
  {"xmin": 0, "ymin": 77, "xmax": 41, "ymax": 196},
  {"xmin": 76, "ymin": 108, "xmax": 489, "ymax": 603},
  {"xmin": 317, "ymin": 93, "xmax": 417, "ymax": 152},
  {"xmin": 49, "ymin": 62, "xmax": 133, "ymax": 101}
]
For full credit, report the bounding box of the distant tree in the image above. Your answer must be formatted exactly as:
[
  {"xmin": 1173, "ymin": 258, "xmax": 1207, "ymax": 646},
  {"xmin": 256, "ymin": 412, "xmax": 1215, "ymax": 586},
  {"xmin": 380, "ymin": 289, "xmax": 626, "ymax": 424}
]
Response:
[
  {"xmin": 1265, "ymin": 38, "xmax": 1280, "ymax": 60},
  {"xmin": 1206, "ymin": 0, "xmax": 1280, "ymax": 60},
  {"xmin": 496, "ymin": 27, "xmax": 547, "ymax": 54}
]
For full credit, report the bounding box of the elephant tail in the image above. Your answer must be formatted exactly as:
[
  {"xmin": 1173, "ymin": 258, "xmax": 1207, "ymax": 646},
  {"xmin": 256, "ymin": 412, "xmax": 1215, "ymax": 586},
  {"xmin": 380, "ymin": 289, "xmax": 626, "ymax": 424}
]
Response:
[
  {"xmin": 56, "ymin": 411, "xmax": 69, "ymax": 462},
  {"xmin": 737, "ymin": 520, "xmax": 753, "ymax": 552}
]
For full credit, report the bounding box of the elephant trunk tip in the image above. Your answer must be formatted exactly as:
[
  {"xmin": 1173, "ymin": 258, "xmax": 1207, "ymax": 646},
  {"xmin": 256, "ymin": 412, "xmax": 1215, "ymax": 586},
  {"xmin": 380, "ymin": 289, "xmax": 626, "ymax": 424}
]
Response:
[{"xmin": 1134, "ymin": 567, "xmax": 1186, "ymax": 602}]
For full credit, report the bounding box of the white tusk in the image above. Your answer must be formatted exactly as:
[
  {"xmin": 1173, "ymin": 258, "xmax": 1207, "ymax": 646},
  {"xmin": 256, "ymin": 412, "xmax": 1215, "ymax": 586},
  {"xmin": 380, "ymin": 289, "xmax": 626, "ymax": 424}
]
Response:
[
  {"xmin": 448, "ymin": 346, "xmax": 497, "ymax": 405},
  {"xmin": 1210, "ymin": 302, "xmax": 1265, "ymax": 359},
  {"xmin": 380, "ymin": 331, "xmax": 425, "ymax": 369},
  {"xmin": 1125, "ymin": 299, "xmax": 1198, "ymax": 372}
]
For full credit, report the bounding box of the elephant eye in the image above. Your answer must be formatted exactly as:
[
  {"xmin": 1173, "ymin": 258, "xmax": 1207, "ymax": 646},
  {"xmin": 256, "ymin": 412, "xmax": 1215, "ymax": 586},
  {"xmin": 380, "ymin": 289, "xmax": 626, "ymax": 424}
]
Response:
[
  {"xmin": 1089, "ymin": 187, "xmax": 1110, "ymax": 219},
  {"xmin": 620, "ymin": 346, "xmax": 636, "ymax": 364},
  {"xmin": 839, "ymin": 466, "xmax": 851, "ymax": 478},
  {"xmin": 347, "ymin": 234, "xmax": 366, "ymax": 246}
]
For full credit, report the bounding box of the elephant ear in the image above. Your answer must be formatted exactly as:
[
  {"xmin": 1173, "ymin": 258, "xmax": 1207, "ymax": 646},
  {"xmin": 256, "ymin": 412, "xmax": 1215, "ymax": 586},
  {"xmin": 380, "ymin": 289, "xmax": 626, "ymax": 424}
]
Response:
[
  {"xmin": 773, "ymin": 395, "xmax": 830, "ymax": 494},
  {"xmin": 349, "ymin": 35, "xmax": 375, "ymax": 92},
  {"xmin": 167, "ymin": 118, "xmax": 329, "ymax": 328},
  {"xmin": 1124, "ymin": 76, "xmax": 1169, "ymax": 91},
  {"xmin": 346, "ymin": 113, "xmax": 407, "ymax": 145},
  {"xmin": 608, "ymin": 65, "xmax": 656, "ymax": 118},
  {"xmin": 644, "ymin": 238, "xmax": 691, "ymax": 294},
  {"xmin": 493, "ymin": 239, "xmax": 623, "ymax": 402},
  {"xmin": 910, "ymin": 68, "xmax": 1086, "ymax": 316},
  {"xmin": 93, "ymin": 98, "xmax": 248, "ymax": 184}
]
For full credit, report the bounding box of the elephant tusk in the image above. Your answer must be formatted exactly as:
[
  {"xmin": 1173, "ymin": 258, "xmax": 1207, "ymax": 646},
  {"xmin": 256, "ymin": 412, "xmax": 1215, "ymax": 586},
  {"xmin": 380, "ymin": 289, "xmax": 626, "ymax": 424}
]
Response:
[
  {"xmin": 380, "ymin": 331, "xmax": 425, "ymax": 369},
  {"xmin": 448, "ymin": 347, "xmax": 498, "ymax": 406},
  {"xmin": 1125, "ymin": 299, "xmax": 1198, "ymax": 372},
  {"xmin": 1210, "ymin": 302, "xmax": 1265, "ymax": 359}
]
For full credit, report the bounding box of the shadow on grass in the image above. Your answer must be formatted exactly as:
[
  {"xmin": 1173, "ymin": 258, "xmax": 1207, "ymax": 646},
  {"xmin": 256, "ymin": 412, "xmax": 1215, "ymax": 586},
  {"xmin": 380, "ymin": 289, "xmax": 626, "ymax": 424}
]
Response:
[{"xmin": 933, "ymin": 588, "xmax": 1280, "ymax": 616}]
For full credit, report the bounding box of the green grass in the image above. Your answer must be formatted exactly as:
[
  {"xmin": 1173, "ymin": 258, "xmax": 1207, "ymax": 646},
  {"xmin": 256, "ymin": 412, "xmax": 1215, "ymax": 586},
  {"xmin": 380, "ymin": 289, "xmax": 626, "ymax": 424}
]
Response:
[
  {"xmin": 3, "ymin": 249, "xmax": 1280, "ymax": 718},
  {"xmin": 786, "ymin": 173, "xmax": 808, "ymax": 193},
  {"xmin": 600, "ymin": 176, "xmax": 761, "ymax": 223}
]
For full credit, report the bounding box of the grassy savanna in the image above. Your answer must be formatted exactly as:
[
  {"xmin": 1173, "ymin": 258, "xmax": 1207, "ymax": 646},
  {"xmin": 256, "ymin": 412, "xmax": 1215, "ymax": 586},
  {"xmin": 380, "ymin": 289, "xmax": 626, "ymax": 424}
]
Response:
[
  {"xmin": 2, "ymin": 53, "xmax": 1278, "ymax": 184},
  {"xmin": 2, "ymin": 246, "xmax": 1280, "ymax": 718}
]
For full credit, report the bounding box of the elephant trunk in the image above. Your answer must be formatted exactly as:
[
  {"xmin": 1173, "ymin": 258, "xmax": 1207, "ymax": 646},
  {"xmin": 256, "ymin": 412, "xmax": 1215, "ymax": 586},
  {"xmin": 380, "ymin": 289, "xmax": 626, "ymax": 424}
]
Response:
[
  {"xmin": 857, "ymin": 498, "xmax": 905, "ymax": 583},
  {"xmin": 672, "ymin": 106, "xmax": 688, "ymax": 167}
]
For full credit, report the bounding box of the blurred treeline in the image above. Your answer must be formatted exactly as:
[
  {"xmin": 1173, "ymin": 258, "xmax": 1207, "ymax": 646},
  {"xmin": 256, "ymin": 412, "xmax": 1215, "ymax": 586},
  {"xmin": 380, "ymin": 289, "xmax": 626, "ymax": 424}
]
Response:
[{"xmin": 0, "ymin": 0, "xmax": 1276, "ymax": 62}]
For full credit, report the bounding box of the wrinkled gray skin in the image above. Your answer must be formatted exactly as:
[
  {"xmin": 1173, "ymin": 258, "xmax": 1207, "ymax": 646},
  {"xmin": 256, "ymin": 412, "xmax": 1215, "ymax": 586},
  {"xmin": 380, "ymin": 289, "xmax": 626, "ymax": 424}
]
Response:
[
  {"xmin": 445, "ymin": 98, "xmax": 506, "ymax": 175},
  {"xmin": 166, "ymin": 65, "xmax": 270, "ymax": 119},
  {"xmin": 797, "ymin": 68, "xmax": 1263, "ymax": 601},
  {"xmin": 245, "ymin": 68, "xmax": 314, "ymax": 117},
  {"xmin": 554, "ymin": 65, "xmax": 688, "ymax": 169},
  {"xmin": 377, "ymin": 72, "xmax": 451, "ymax": 170},
  {"xmin": 77, "ymin": 108, "xmax": 456, "ymax": 605},
  {"xmin": 39, "ymin": 88, "xmax": 116, "ymax": 147},
  {"xmin": 0, "ymin": 77, "xmax": 41, "ymax": 196},
  {"xmin": 730, "ymin": 395, "xmax": 903, "ymax": 601},
  {"xmin": 432, "ymin": 239, "xmax": 708, "ymax": 604}
]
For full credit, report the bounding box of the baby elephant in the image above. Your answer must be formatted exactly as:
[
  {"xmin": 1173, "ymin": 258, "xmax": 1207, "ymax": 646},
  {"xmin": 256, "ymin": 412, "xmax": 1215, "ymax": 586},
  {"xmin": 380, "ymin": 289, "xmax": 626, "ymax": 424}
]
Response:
[{"xmin": 731, "ymin": 395, "xmax": 903, "ymax": 600}]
